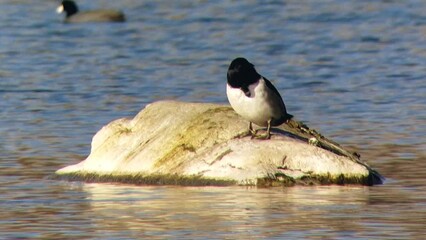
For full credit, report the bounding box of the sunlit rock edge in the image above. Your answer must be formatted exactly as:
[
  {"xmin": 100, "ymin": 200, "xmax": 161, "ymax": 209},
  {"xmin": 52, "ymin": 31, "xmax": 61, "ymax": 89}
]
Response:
[{"xmin": 55, "ymin": 101, "xmax": 384, "ymax": 186}]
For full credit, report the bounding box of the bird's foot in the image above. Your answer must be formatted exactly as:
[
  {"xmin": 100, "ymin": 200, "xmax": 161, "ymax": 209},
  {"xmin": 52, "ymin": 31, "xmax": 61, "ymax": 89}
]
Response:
[
  {"xmin": 235, "ymin": 129, "xmax": 256, "ymax": 138},
  {"xmin": 235, "ymin": 129, "xmax": 262, "ymax": 139},
  {"xmin": 251, "ymin": 132, "xmax": 271, "ymax": 140},
  {"xmin": 235, "ymin": 131, "xmax": 251, "ymax": 138},
  {"xmin": 251, "ymin": 120, "xmax": 272, "ymax": 140}
]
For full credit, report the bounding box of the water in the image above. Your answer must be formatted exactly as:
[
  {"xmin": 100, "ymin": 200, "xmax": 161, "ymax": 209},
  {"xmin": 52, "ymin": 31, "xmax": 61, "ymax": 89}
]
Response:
[{"xmin": 0, "ymin": 0, "xmax": 425, "ymax": 238}]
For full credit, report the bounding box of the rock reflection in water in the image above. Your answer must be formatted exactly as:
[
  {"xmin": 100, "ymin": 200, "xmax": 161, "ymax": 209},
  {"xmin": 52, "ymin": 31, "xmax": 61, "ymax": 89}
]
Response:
[{"xmin": 80, "ymin": 183, "xmax": 424, "ymax": 239}]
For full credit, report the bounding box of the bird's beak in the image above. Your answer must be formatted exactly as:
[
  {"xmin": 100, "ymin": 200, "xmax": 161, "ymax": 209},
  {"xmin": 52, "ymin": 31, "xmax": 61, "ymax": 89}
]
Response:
[{"xmin": 56, "ymin": 5, "xmax": 64, "ymax": 14}]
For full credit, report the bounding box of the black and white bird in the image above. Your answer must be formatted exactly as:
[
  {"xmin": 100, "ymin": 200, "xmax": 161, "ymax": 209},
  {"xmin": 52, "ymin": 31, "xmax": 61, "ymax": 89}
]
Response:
[
  {"xmin": 226, "ymin": 57, "xmax": 293, "ymax": 139},
  {"xmin": 56, "ymin": 0, "xmax": 125, "ymax": 23}
]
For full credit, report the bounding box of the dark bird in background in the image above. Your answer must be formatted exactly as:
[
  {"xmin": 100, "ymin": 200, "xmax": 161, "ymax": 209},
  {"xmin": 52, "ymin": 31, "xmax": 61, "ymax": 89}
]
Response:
[
  {"xmin": 56, "ymin": 0, "xmax": 125, "ymax": 23},
  {"xmin": 226, "ymin": 57, "xmax": 293, "ymax": 139}
]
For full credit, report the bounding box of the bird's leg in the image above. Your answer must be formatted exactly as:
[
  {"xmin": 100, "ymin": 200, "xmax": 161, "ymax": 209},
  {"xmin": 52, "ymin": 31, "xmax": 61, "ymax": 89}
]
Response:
[
  {"xmin": 266, "ymin": 119, "xmax": 272, "ymax": 139},
  {"xmin": 253, "ymin": 119, "xmax": 272, "ymax": 140},
  {"xmin": 235, "ymin": 122, "xmax": 256, "ymax": 138},
  {"xmin": 248, "ymin": 122, "xmax": 258, "ymax": 139},
  {"xmin": 249, "ymin": 122, "xmax": 257, "ymax": 135}
]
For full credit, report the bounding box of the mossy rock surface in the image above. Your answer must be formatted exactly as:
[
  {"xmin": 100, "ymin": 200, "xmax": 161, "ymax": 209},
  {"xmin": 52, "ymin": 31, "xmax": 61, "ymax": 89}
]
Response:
[{"xmin": 56, "ymin": 101, "xmax": 383, "ymax": 186}]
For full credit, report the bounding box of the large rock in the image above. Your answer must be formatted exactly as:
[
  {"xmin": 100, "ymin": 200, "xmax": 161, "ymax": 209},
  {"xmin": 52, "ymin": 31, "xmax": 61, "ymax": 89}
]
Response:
[{"xmin": 55, "ymin": 101, "xmax": 383, "ymax": 186}]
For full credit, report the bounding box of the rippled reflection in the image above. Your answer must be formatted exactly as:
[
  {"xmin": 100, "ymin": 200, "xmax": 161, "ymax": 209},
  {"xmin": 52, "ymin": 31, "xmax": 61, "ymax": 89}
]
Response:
[{"xmin": 70, "ymin": 184, "xmax": 424, "ymax": 238}]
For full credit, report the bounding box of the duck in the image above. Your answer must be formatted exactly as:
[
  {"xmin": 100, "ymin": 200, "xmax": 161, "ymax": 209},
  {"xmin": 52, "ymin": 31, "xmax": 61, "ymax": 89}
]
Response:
[
  {"xmin": 226, "ymin": 57, "xmax": 293, "ymax": 139},
  {"xmin": 56, "ymin": 0, "xmax": 125, "ymax": 23}
]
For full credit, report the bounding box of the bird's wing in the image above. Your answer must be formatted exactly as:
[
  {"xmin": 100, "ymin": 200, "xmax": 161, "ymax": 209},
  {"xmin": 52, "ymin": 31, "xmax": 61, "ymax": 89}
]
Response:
[
  {"xmin": 263, "ymin": 77, "xmax": 293, "ymax": 121},
  {"xmin": 263, "ymin": 77, "xmax": 286, "ymax": 110}
]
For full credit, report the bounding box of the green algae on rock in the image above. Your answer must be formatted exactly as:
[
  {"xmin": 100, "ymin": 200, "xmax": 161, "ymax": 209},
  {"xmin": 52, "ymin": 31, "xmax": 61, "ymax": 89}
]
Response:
[{"xmin": 55, "ymin": 101, "xmax": 384, "ymax": 186}]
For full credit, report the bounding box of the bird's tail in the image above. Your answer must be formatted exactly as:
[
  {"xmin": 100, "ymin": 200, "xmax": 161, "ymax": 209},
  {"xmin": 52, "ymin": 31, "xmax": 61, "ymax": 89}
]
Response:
[{"xmin": 285, "ymin": 113, "xmax": 293, "ymax": 122}]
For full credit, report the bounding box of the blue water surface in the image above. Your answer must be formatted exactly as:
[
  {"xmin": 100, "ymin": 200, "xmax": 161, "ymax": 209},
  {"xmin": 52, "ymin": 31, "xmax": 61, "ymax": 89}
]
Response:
[{"xmin": 0, "ymin": 0, "xmax": 425, "ymax": 239}]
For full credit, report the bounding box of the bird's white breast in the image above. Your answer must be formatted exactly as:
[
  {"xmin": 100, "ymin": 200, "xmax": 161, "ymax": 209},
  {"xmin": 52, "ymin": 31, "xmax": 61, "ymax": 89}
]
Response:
[{"xmin": 226, "ymin": 78, "xmax": 279, "ymax": 127}]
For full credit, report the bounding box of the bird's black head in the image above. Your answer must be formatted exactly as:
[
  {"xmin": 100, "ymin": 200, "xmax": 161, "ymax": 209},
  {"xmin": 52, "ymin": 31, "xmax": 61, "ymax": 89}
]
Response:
[
  {"xmin": 60, "ymin": 0, "xmax": 79, "ymax": 17},
  {"xmin": 227, "ymin": 57, "xmax": 261, "ymax": 88}
]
